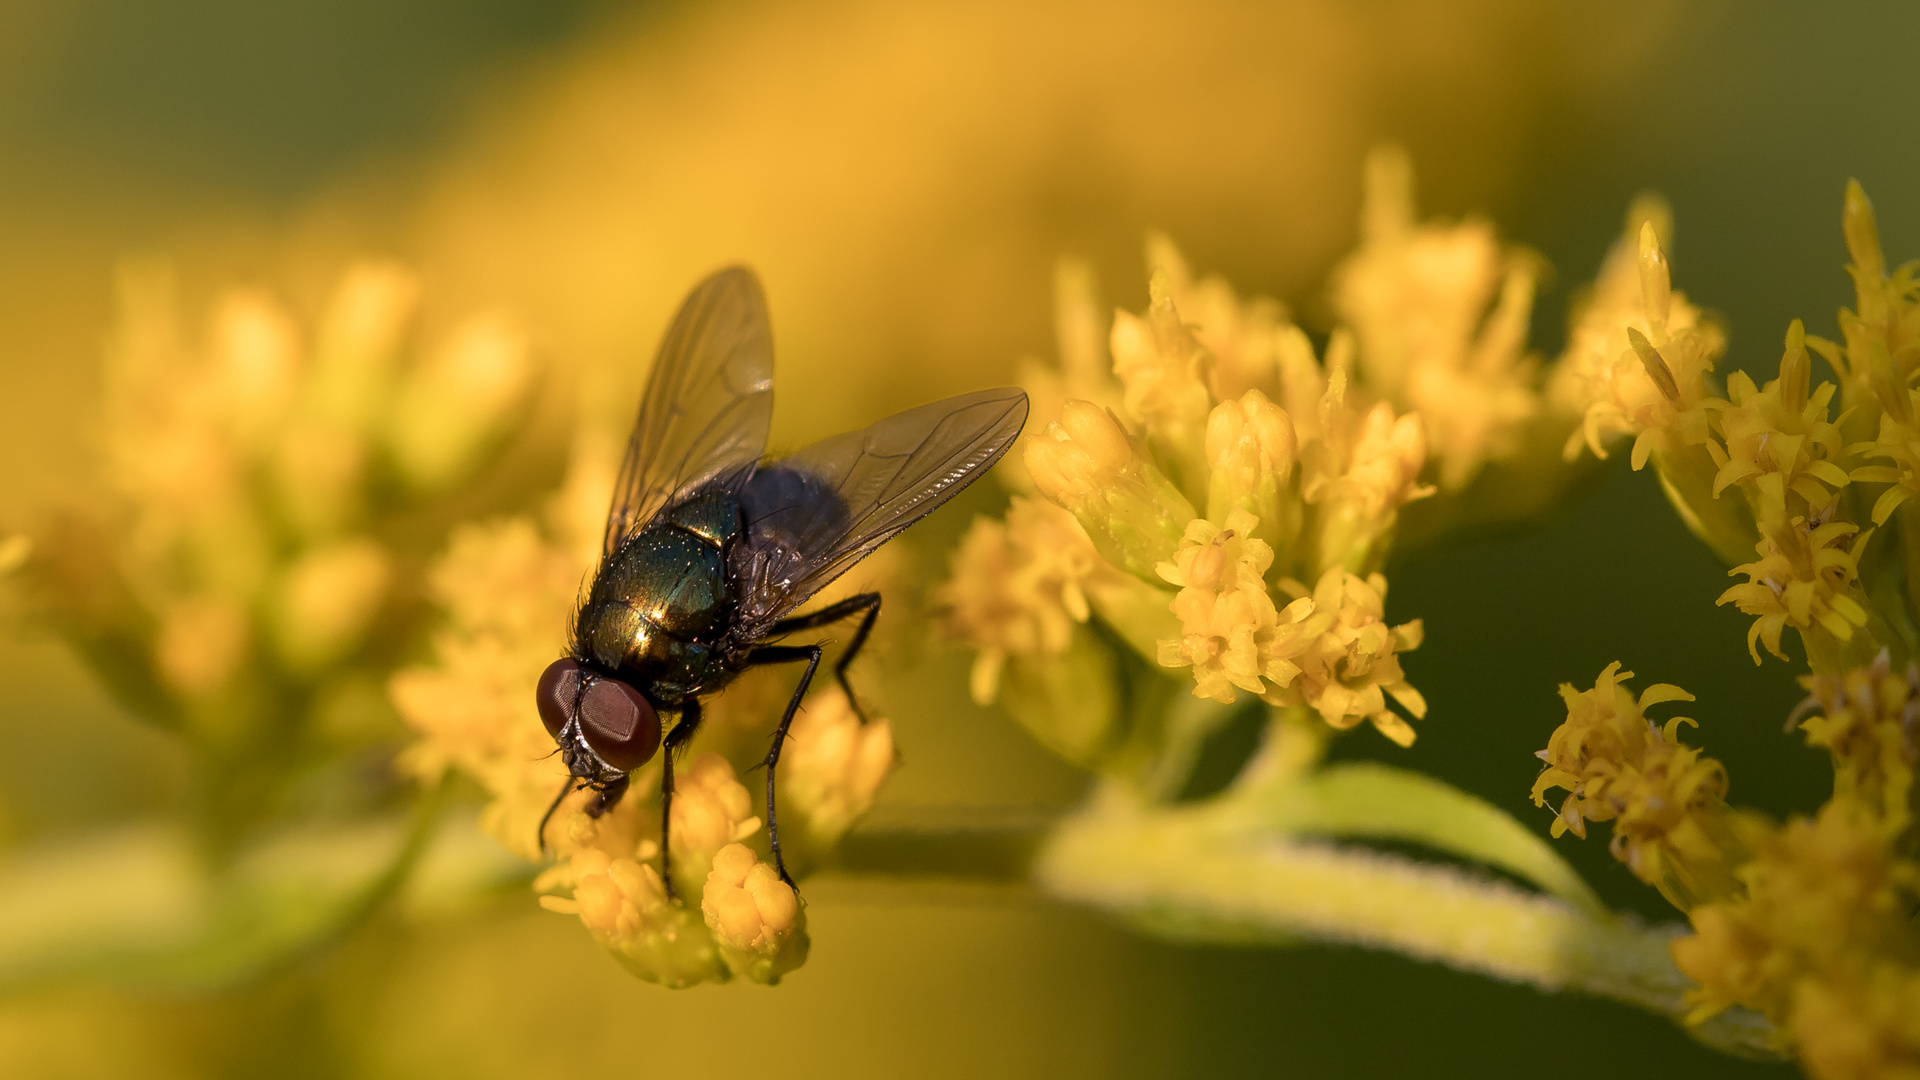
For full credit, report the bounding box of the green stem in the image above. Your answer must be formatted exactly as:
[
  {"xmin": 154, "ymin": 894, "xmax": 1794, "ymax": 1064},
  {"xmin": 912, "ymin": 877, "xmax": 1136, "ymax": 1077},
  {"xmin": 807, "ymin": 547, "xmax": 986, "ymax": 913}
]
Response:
[{"xmin": 1031, "ymin": 801, "xmax": 1778, "ymax": 1059}]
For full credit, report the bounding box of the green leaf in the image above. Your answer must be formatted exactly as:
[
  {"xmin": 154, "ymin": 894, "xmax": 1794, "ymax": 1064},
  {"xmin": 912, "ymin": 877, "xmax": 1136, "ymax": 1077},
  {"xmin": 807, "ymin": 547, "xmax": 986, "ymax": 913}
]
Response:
[
  {"xmin": 0, "ymin": 796, "xmax": 445, "ymax": 994},
  {"xmin": 1237, "ymin": 761, "xmax": 1605, "ymax": 915}
]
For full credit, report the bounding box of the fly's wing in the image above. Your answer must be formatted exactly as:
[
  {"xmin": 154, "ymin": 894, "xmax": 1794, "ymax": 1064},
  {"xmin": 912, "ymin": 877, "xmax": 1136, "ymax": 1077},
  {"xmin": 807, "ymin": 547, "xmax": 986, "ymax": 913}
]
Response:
[
  {"xmin": 735, "ymin": 387, "xmax": 1028, "ymax": 628},
  {"xmin": 603, "ymin": 266, "xmax": 775, "ymax": 555}
]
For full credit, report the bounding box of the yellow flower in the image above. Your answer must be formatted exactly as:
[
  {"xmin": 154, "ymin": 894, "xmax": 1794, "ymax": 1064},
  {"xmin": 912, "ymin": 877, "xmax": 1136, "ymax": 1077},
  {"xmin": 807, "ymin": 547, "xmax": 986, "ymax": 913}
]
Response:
[
  {"xmin": 1156, "ymin": 522, "xmax": 1424, "ymax": 745},
  {"xmin": 1550, "ymin": 208, "xmax": 1725, "ymax": 468},
  {"xmin": 1531, "ymin": 663, "xmax": 1743, "ymax": 908},
  {"xmin": 1850, "ymin": 395, "xmax": 1920, "ymax": 526},
  {"xmin": 1789, "ymin": 965, "xmax": 1920, "ymax": 1080},
  {"xmin": 1795, "ymin": 652, "xmax": 1919, "ymax": 836},
  {"xmin": 1334, "ymin": 145, "xmax": 1541, "ymax": 490},
  {"xmin": 701, "ymin": 843, "xmax": 809, "ymax": 984},
  {"xmin": 1706, "ymin": 320, "xmax": 1850, "ymax": 529},
  {"xmin": 391, "ymin": 516, "xmax": 585, "ymax": 861},
  {"xmin": 938, "ymin": 496, "xmax": 1105, "ymax": 704},
  {"xmin": 1673, "ymin": 802, "xmax": 1920, "ymax": 1032},
  {"xmin": 1718, "ymin": 510, "xmax": 1872, "ymax": 667},
  {"xmin": 1814, "ymin": 181, "xmax": 1920, "ymax": 447},
  {"xmin": 1006, "ymin": 258, "xmax": 1125, "ymax": 495},
  {"xmin": 1276, "ymin": 567, "xmax": 1426, "ymax": 747},
  {"xmin": 1155, "ymin": 509, "xmax": 1307, "ymax": 704}
]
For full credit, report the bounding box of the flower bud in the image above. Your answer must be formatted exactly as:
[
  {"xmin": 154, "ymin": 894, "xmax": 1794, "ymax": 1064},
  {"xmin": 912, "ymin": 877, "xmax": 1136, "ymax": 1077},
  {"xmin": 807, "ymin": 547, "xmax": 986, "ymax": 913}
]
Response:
[
  {"xmin": 702, "ymin": 843, "xmax": 809, "ymax": 984},
  {"xmin": 668, "ymin": 753, "xmax": 762, "ymax": 896},
  {"xmin": 310, "ymin": 260, "xmax": 418, "ymax": 433},
  {"xmin": 1025, "ymin": 401, "xmax": 1198, "ymax": 581},
  {"xmin": 1205, "ymin": 389, "xmax": 1298, "ymax": 553},
  {"xmin": 272, "ymin": 537, "xmax": 391, "ymax": 674},
  {"xmin": 776, "ymin": 690, "xmax": 895, "ymax": 865},
  {"xmin": 156, "ymin": 595, "xmax": 249, "ymax": 697},
  {"xmin": 210, "ymin": 289, "xmax": 299, "ymax": 453},
  {"xmin": 0, "ymin": 534, "xmax": 29, "ymax": 576},
  {"xmin": 1638, "ymin": 221, "xmax": 1672, "ymax": 330},
  {"xmin": 1842, "ymin": 179, "xmax": 1886, "ymax": 286},
  {"xmin": 388, "ymin": 311, "xmax": 531, "ymax": 491},
  {"xmin": 1110, "ymin": 269, "xmax": 1214, "ymax": 497},
  {"xmin": 545, "ymin": 847, "xmax": 725, "ymax": 987}
]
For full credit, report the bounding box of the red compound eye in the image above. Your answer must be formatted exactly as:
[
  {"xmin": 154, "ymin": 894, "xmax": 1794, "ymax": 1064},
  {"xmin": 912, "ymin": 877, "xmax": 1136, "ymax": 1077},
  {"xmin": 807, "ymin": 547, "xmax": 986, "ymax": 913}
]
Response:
[
  {"xmin": 576, "ymin": 676, "xmax": 661, "ymax": 772},
  {"xmin": 535, "ymin": 658, "xmax": 588, "ymax": 738}
]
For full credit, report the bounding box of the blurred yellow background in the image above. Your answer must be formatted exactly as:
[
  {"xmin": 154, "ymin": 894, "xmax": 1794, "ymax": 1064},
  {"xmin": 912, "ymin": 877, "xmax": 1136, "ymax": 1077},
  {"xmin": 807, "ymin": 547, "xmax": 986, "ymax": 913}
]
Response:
[{"xmin": 1, "ymin": 0, "xmax": 1914, "ymax": 1075}]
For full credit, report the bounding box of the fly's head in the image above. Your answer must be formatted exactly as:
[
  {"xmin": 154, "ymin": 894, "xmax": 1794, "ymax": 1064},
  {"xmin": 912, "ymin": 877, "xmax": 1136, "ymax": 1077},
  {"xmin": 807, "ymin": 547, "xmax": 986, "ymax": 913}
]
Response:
[{"xmin": 536, "ymin": 658, "xmax": 662, "ymax": 784}]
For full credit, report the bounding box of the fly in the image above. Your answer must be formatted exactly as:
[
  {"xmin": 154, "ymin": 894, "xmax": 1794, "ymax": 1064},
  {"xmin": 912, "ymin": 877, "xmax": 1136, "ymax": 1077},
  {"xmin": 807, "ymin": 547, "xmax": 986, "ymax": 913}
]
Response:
[{"xmin": 534, "ymin": 266, "xmax": 1028, "ymax": 893}]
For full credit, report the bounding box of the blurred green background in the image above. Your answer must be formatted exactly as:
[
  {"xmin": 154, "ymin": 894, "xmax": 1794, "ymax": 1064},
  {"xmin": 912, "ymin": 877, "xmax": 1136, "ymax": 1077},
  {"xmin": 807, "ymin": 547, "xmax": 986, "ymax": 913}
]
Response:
[{"xmin": 1, "ymin": 0, "xmax": 1915, "ymax": 1075}]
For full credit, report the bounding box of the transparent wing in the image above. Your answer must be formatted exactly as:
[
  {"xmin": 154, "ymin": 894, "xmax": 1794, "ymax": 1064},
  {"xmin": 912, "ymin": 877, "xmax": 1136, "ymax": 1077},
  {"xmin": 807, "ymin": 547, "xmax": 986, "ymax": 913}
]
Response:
[
  {"xmin": 604, "ymin": 266, "xmax": 775, "ymax": 554},
  {"xmin": 735, "ymin": 388, "xmax": 1029, "ymax": 628}
]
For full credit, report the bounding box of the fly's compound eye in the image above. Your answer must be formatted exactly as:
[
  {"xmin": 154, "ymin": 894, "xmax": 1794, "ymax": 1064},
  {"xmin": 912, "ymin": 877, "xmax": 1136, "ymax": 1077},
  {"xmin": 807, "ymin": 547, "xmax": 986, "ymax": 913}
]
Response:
[
  {"xmin": 536, "ymin": 658, "xmax": 588, "ymax": 738},
  {"xmin": 577, "ymin": 676, "xmax": 661, "ymax": 773}
]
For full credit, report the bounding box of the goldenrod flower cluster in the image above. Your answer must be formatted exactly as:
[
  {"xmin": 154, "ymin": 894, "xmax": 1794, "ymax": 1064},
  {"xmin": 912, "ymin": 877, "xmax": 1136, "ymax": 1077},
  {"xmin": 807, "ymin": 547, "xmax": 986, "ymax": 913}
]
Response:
[
  {"xmin": 1532, "ymin": 183, "xmax": 1920, "ymax": 1078},
  {"xmin": 1530, "ymin": 663, "xmax": 1753, "ymax": 910},
  {"xmin": 940, "ymin": 152, "xmax": 1920, "ymax": 1073},
  {"xmin": 25, "ymin": 259, "xmax": 531, "ymax": 843},
  {"xmin": 942, "ymin": 148, "xmax": 1668, "ymax": 773},
  {"xmin": 393, "ymin": 436, "xmax": 895, "ymax": 986}
]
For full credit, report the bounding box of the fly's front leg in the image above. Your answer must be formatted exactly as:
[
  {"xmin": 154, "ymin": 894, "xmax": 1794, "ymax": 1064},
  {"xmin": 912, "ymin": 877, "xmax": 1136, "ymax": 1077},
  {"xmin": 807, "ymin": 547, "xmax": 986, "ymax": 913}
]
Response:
[
  {"xmin": 767, "ymin": 592, "xmax": 879, "ymax": 721},
  {"xmin": 536, "ymin": 777, "xmax": 581, "ymax": 857},
  {"xmin": 743, "ymin": 643, "xmax": 824, "ymax": 887},
  {"xmin": 658, "ymin": 698, "xmax": 703, "ymax": 901}
]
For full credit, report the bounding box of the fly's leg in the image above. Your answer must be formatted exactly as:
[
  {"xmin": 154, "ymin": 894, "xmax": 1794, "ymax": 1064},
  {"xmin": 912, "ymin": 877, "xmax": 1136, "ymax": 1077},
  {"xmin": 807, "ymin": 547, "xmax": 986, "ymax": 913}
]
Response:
[
  {"xmin": 767, "ymin": 592, "xmax": 879, "ymax": 722},
  {"xmin": 658, "ymin": 698, "xmax": 703, "ymax": 901},
  {"xmin": 743, "ymin": 643, "xmax": 824, "ymax": 887},
  {"xmin": 536, "ymin": 777, "xmax": 581, "ymax": 857}
]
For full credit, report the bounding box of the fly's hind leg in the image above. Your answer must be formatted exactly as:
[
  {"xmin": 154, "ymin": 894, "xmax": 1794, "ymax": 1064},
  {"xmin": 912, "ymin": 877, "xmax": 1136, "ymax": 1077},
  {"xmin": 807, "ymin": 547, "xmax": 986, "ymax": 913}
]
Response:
[
  {"xmin": 767, "ymin": 591, "xmax": 879, "ymax": 722},
  {"xmin": 742, "ymin": 643, "xmax": 824, "ymax": 887},
  {"xmin": 657, "ymin": 697, "xmax": 703, "ymax": 901}
]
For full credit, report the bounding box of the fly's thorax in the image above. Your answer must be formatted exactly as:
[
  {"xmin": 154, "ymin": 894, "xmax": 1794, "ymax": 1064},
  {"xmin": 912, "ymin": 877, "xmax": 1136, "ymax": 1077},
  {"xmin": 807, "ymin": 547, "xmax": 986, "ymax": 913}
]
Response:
[
  {"xmin": 664, "ymin": 485, "xmax": 745, "ymax": 545},
  {"xmin": 574, "ymin": 490, "xmax": 746, "ymax": 701}
]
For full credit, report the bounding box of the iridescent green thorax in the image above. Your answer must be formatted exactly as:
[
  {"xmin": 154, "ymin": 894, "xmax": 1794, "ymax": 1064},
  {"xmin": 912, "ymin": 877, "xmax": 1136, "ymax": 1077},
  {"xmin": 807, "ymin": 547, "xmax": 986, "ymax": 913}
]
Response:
[{"xmin": 575, "ymin": 486, "xmax": 745, "ymax": 704}]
